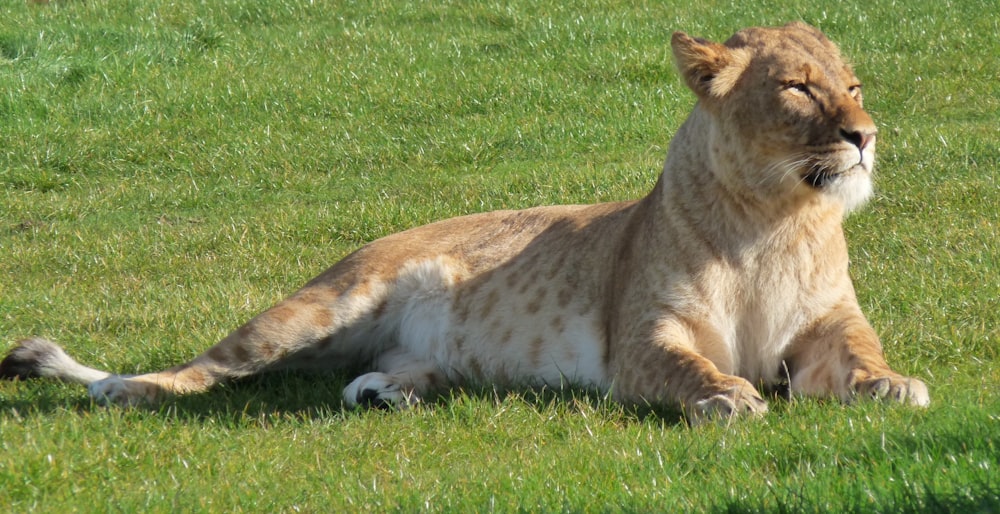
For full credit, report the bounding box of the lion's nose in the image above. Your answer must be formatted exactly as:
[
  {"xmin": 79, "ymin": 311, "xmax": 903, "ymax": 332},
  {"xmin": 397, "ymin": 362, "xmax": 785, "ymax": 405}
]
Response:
[{"xmin": 839, "ymin": 128, "xmax": 875, "ymax": 151}]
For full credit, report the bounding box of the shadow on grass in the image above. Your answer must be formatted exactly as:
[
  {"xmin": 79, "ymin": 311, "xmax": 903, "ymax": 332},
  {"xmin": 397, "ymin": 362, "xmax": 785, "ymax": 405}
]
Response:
[
  {"xmin": 0, "ymin": 372, "xmax": 347, "ymax": 422},
  {"xmin": 712, "ymin": 402, "xmax": 1000, "ymax": 514},
  {"xmin": 0, "ymin": 370, "xmax": 694, "ymax": 426},
  {"xmin": 0, "ymin": 362, "xmax": 794, "ymax": 427},
  {"xmin": 715, "ymin": 484, "xmax": 1000, "ymax": 514},
  {"xmin": 155, "ymin": 373, "xmax": 696, "ymax": 428}
]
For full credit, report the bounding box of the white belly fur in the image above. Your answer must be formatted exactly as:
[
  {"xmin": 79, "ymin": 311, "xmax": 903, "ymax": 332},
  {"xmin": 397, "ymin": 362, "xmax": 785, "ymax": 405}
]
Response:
[{"xmin": 389, "ymin": 257, "xmax": 609, "ymax": 389}]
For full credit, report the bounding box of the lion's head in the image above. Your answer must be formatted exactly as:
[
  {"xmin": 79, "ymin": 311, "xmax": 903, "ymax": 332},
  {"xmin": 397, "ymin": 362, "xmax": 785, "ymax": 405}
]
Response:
[{"xmin": 672, "ymin": 22, "xmax": 876, "ymax": 213}]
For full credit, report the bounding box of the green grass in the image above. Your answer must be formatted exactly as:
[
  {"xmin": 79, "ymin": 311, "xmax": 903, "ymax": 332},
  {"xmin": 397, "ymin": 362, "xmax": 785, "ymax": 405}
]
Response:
[{"xmin": 1, "ymin": 0, "xmax": 998, "ymax": 511}]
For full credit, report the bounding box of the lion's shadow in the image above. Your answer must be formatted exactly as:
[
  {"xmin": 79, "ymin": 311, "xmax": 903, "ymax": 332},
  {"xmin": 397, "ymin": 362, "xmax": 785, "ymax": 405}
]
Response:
[{"xmin": 0, "ymin": 371, "xmax": 693, "ymax": 426}]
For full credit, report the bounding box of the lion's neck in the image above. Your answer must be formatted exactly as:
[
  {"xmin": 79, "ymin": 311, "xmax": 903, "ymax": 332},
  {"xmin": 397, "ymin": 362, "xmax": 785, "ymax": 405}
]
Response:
[{"xmin": 646, "ymin": 105, "xmax": 846, "ymax": 256}]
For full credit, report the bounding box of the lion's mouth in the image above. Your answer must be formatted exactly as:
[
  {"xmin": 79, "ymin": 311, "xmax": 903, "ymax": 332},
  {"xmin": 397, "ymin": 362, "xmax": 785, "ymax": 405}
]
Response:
[
  {"xmin": 802, "ymin": 169, "xmax": 843, "ymax": 188},
  {"xmin": 803, "ymin": 161, "xmax": 870, "ymax": 188}
]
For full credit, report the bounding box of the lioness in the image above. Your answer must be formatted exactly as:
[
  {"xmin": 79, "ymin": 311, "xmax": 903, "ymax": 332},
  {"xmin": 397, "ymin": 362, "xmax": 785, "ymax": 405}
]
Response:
[{"xmin": 1, "ymin": 22, "xmax": 929, "ymax": 422}]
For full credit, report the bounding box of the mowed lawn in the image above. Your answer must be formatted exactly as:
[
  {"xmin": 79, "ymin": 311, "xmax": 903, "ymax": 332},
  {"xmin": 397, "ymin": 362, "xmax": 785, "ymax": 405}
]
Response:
[{"xmin": 1, "ymin": 0, "xmax": 997, "ymax": 512}]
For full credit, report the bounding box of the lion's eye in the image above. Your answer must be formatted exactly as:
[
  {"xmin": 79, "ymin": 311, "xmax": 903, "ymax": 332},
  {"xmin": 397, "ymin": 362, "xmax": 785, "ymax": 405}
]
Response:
[
  {"xmin": 785, "ymin": 81, "xmax": 814, "ymax": 99},
  {"xmin": 848, "ymin": 84, "xmax": 862, "ymax": 99}
]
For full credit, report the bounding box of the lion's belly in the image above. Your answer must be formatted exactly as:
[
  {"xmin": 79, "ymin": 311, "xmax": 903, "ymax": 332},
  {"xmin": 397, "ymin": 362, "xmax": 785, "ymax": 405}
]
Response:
[
  {"xmin": 387, "ymin": 257, "xmax": 610, "ymax": 389},
  {"xmin": 448, "ymin": 311, "xmax": 608, "ymax": 388}
]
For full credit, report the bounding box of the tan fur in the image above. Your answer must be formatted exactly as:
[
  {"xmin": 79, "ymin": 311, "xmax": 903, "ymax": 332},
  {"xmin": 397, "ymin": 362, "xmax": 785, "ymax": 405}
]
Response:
[{"xmin": 1, "ymin": 22, "xmax": 929, "ymax": 422}]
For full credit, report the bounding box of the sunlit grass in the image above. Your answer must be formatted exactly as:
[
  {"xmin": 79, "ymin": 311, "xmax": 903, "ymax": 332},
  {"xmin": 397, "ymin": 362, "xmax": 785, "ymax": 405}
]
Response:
[{"xmin": 1, "ymin": 0, "xmax": 997, "ymax": 511}]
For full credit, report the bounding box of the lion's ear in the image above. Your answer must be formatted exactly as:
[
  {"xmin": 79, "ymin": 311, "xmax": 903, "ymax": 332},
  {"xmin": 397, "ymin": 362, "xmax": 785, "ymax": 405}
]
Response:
[{"xmin": 671, "ymin": 32, "xmax": 750, "ymax": 99}]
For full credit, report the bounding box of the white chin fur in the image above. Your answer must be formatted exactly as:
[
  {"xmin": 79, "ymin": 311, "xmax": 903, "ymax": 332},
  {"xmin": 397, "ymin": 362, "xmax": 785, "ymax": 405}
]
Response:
[{"xmin": 825, "ymin": 171, "xmax": 873, "ymax": 213}]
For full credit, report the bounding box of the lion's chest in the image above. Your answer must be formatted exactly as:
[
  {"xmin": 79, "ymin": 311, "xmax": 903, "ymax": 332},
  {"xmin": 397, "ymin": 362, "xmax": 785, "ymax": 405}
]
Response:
[{"xmin": 703, "ymin": 254, "xmax": 840, "ymax": 384}]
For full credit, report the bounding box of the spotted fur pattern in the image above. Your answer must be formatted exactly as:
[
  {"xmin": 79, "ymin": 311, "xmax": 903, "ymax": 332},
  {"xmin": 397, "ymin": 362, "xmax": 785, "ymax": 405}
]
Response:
[{"xmin": 1, "ymin": 22, "xmax": 929, "ymax": 423}]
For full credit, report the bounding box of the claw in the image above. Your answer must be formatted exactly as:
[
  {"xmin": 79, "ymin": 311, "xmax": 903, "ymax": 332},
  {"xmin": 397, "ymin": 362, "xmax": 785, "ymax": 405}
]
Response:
[{"xmin": 854, "ymin": 375, "xmax": 929, "ymax": 407}]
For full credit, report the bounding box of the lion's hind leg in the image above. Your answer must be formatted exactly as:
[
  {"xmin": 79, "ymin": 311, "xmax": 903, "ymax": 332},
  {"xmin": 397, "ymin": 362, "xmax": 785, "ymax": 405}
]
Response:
[
  {"xmin": 16, "ymin": 275, "xmax": 395, "ymax": 407},
  {"xmin": 85, "ymin": 284, "xmax": 395, "ymax": 406}
]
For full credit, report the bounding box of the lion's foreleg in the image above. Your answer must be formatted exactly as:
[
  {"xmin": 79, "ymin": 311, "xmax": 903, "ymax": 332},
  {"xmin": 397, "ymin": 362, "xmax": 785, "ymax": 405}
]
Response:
[
  {"xmin": 785, "ymin": 303, "xmax": 929, "ymax": 406},
  {"xmin": 610, "ymin": 320, "xmax": 768, "ymax": 424}
]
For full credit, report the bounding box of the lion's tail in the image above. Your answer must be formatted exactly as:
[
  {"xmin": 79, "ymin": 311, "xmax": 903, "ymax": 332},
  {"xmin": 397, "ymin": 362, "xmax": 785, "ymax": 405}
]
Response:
[{"xmin": 0, "ymin": 337, "xmax": 112, "ymax": 385}]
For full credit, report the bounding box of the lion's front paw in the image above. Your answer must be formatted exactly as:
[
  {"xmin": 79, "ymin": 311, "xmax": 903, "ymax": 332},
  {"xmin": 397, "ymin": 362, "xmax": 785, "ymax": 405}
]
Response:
[
  {"xmin": 853, "ymin": 374, "xmax": 929, "ymax": 407},
  {"xmin": 88, "ymin": 376, "xmax": 156, "ymax": 407},
  {"xmin": 688, "ymin": 378, "xmax": 768, "ymax": 425}
]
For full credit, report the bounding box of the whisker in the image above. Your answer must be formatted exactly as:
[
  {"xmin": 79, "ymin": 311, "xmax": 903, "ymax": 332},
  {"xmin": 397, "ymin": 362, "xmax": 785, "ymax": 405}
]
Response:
[{"xmin": 757, "ymin": 153, "xmax": 813, "ymax": 188}]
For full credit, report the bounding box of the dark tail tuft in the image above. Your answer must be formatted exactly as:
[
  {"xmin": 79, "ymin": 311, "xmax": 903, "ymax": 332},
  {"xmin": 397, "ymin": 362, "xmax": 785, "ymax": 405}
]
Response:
[{"xmin": 0, "ymin": 338, "xmax": 61, "ymax": 380}]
